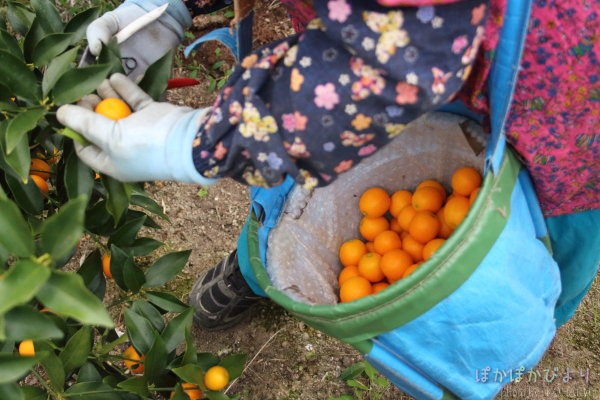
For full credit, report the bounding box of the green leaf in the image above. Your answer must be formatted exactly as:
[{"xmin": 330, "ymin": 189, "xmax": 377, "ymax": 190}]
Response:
[
  {"xmin": 109, "ymin": 216, "xmax": 147, "ymax": 247},
  {"xmin": 0, "ymin": 121, "xmax": 31, "ymax": 181},
  {"xmin": 124, "ymin": 308, "xmax": 156, "ymax": 355},
  {"xmin": 131, "ymin": 301, "xmax": 164, "ymax": 332},
  {"xmin": 123, "ymin": 256, "xmax": 146, "ymax": 293},
  {"xmin": 172, "ymin": 364, "xmax": 204, "ymax": 386},
  {"xmin": 0, "ymin": 50, "xmax": 40, "ymax": 103},
  {"xmin": 340, "ymin": 362, "xmax": 366, "ymax": 381},
  {"xmin": 77, "ymin": 362, "xmax": 102, "ymax": 383},
  {"xmin": 220, "ymin": 354, "xmax": 247, "ymax": 380},
  {"xmin": 0, "ymin": 29, "xmax": 24, "ymax": 60},
  {"xmin": 23, "ymin": 19, "xmax": 45, "ymax": 63},
  {"xmin": 145, "ymin": 291, "xmax": 188, "ymax": 313},
  {"xmin": 77, "ymin": 250, "xmax": 106, "ymax": 300},
  {"xmin": 117, "ymin": 376, "xmax": 149, "ymax": 397},
  {"xmin": 40, "ymin": 196, "xmax": 87, "ymax": 262},
  {"xmin": 0, "ymin": 260, "xmax": 49, "ymax": 314},
  {"xmin": 170, "ymin": 385, "xmax": 189, "ymax": 400},
  {"xmin": 20, "ymin": 386, "xmax": 46, "ymax": 400},
  {"xmin": 161, "ymin": 308, "xmax": 193, "ymax": 354},
  {"xmin": 102, "ymin": 175, "xmax": 130, "ymax": 224},
  {"xmin": 107, "ymin": 245, "xmax": 129, "ymax": 291},
  {"xmin": 59, "ymin": 326, "xmax": 92, "ymax": 377},
  {"xmin": 182, "ymin": 328, "xmax": 197, "ymax": 365},
  {"xmin": 58, "ymin": 127, "xmax": 91, "ymax": 146},
  {"xmin": 122, "ymin": 237, "xmax": 163, "ymax": 257},
  {"xmin": 0, "ymin": 354, "xmax": 38, "ymax": 384},
  {"xmin": 139, "ymin": 49, "xmax": 174, "ymax": 101},
  {"xmin": 65, "ymin": 8, "xmax": 101, "ymax": 44},
  {"xmin": 144, "ymin": 250, "xmax": 191, "ymax": 288},
  {"xmin": 4, "ymin": 174, "xmax": 43, "ymax": 215},
  {"xmin": 36, "ymin": 270, "xmax": 113, "ymax": 327},
  {"xmin": 52, "ymin": 64, "xmax": 111, "ymax": 105},
  {"xmin": 0, "ymin": 383, "xmax": 24, "ymax": 400},
  {"xmin": 97, "ymin": 38, "xmax": 125, "ymax": 75},
  {"xmin": 4, "ymin": 306, "xmax": 64, "ymax": 341},
  {"xmin": 5, "ymin": 108, "xmax": 47, "ymax": 154},
  {"xmin": 31, "ymin": 0, "xmax": 63, "ymax": 34},
  {"xmin": 6, "ymin": 2, "xmax": 34, "ymax": 36},
  {"xmin": 42, "ymin": 46, "xmax": 79, "ymax": 97},
  {"xmin": 32, "ymin": 32, "xmax": 73, "ymax": 67},
  {"xmin": 65, "ymin": 382, "xmax": 121, "ymax": 400},
  {"xmin": 0, "ymin": 198, "xmax": 35, "ymax": 258},
  {"xmin": 346, "ymin": 379, "xmax": 369, "ymax": 391},
  {"xmin": 39, "ymin": 349, "xmax": 65, "ymax": 392},
  {"xmin": 64, "ymin": 150, "xmax": 94, "ymax": 200},
  {"xmin": 143, "ymin": 335, "xmax": 167, "ymax": 384},
  {"xmin": 130, "ymin": 193, "xmax": 169, "ymax": 221},
  {"xmin": 205, "ymin": 392, "xmax": 230, "ymax": 400}
]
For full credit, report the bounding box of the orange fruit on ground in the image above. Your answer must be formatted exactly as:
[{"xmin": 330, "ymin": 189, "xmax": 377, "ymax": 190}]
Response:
[
  {"xmin": 373, "ymin": 230, "xmax": 402, "ymax": 255},
  {"xmin": 357, "ymin": 252, "xmax": 384, "ymax": 282},
  {"xmin": 359, "ymin": 187, "xmax": 391, "ymax": 218},
  {"xmin": 451, "ymin": 166, "xmax": 482, "ymax": 196},
  {"xmin": 30, "ymin": 175, "xmax": 49, "ymax": 194},
  {"xmin": 123, "ymin": 345, "xmax": 144, "ymax": 374},
  {"xmin": 338, "ymin": 265, "xmax": 360, "ymax": 287},
  {"xmin": 416, "ymin": 179, "xmax": 447, "ymax": 202},
  {"xmin": 412, "ymin": 186, "xmax": 444, "ymax": 212},
  {"xmin": 444, "ymin": 195, "xmax": 471, "ymax": 229},
  {"xmin": 408, "ymin": 211, "xmax": 440, "ymax": 244},
  {"xmin": 339, "ymin": 239, "xmax": 367, "ymax": 267},
  {"xmin": 436, "ymin": 208, "xmax": 454, "ymax": 239},
  {"xmin": 359, "ymin": 216, "xmax": 390, "ymax": 241},
  {"xmin": 402, "ymin": 234, "xmax": 424, "ymax": 262},
  {"xmin": 402, "ymin": 262, "xmax": 423, "ymax": 279},
  {"xmin": 365, "ymin": 241, "xmax": 375, "ymax": 252},
  {"xmin": 389, "ymin": 190, "xmax": 413, "ymax": 218},
  {"xmin": 339, "ymin": 276, "xmax": 373, "ymax": 302},
  {"xmin": 422, "ymin": 238, "xmax": 446, "ymax": 261},
  {"xmin": 204, "ymin": 365, "xmax": 230, "ymax": 391},
  {"xmin": 397, "ymin": 204, "xmax": 417, "ymax": 231},
  {"xmin": 389, "ymin": 218, "xmax": 403, "ymax": 234},
  {"xmin": 373, "ymin": 281, "xmax": 390, "ymax": 293},
  {"xmin": 380, "ymin": 249, "xmax": 413, "ymax": 283},
  {"xmin": 102, "ymin": 253, "xmax": 112, "ymax": 279},
  {"xmin": 18, "ymin": 340, "xmax": 35, "ymax": 357},
  {"xmin": 95, "ymin": 98, "xmax": 132, "ymax": 121},
  {"xmin": 469, "ymin": 187, "xmax": 480, "ymax": 206},
  {"xmin": 30, "ymin": 158, "xmax": 51, "ymax": 180},
  {"xmin": 182, "ymin": 383, "xmax": 203, "ymax": 400}
]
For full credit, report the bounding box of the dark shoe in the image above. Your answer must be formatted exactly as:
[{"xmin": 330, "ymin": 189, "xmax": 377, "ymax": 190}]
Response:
[{"xmin": 189, "ymin": 250, "xmax": 262, "ymax": 330}]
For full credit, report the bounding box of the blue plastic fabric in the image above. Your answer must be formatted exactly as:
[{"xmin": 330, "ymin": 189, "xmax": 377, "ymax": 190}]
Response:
[{"xmin": 365, "ymin": 171, "xmax": 562, "ymax": 400}]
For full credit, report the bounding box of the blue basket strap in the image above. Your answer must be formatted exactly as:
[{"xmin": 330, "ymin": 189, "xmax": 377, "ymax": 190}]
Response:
[{"xmin": 486, "ymin": 0, "xmax": 533, "ymax": 174}]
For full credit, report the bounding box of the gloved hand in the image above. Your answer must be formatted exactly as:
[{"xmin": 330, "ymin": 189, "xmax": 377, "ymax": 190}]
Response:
[
  {"xmin": 86, "ymin": 0, "xmax": 192, "ymax": 81},
  {"xmin": 57, "ymin": 73, "xmax": 214, "ymax": 185}
]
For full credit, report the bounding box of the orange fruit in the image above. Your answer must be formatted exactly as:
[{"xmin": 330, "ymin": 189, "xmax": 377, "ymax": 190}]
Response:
[
  {"xmin": 397, "ymin": 204, "xmax": 417, "ymax": 231},
  {"xmin": 95, "ymin": 98, "xmax": 132, "ymax": 121},
  {"xmin": 469, "ymin": 187, "xmax": 480, "ymax": 206},
  {"xmin": 451, "ymin": 166, "xmax": 482, "ymax": 196},
  {"xmin": 416, "ymin": 179, "xmax": 447, "ymax": 201},
  {"xmin": 389, "ymin": 218, "xmax": 403, "ymax": 234},
  {"xmin": 373, "ymin": 230, "xmax": 402, "ymax": 255},
  {"xmin": 412, "ymin": 186, "xmax": 444, "ymax": 212},
  {"xmin": 339, "ymin": 239, "xmax": 367, "ymax": 267},
  {"xmin": 402, "ymin": 234, "xmax": 424, "ymax": 262},
  {"xmin": 339, "ymin": 276, "xmax": 373, "ymax": 302},
  {"xmin": 422, "ymin": 238, "xmax": 446, "ymax": 261},
  {"xmin": 30, "ymin": 158, "xmax": 51, "ymax": 180},
  {"xmin": 373, "ymin": 281, "xmax": 390, "ymax": 293},
  {"xmin": 365, "ymin": 241, "xmax": 375, "ymax": 252},
  {"xmin": 408, "ymin": 211, "xmax": 440, "ymax": 244},
  {"xmin": 357, "ymin": 252, "xmax": 384, "ymax": 282},
  {"xmin": 204, "ymin": 365, "xmax": 230, "ymax": 391},
  {"xmin": 182, "ymin": 383, "xmax": 203, "ymax": 400},
  {"xmin": 30, "ymin": 175, "xmax": 49, "ymax": 194},
  {"xmin": 380, "ymin": 249, "xmax": 413, "ymax": 283},
  {"xmin": 359, "ymin": 187, "xmax": 391, "ymax": 217},
  {"xmin": 18, "ymin": 340, "xmax": 35, "ymax": 357},
  {"xmin": 444, "ymin": 195, "xmax": 471, "ymax": 229},
  {"xmin": 436, "ymin": 208, "xmax": 454, "ymax": 239},
  {"xmin": 123, "ymin": 345, "xmax": 144, "ymax": 374},
  {"xmin": 102, "ymin": 253, "xmax": 112, "ymax": 279},
  {"xmin": 338, "ymin": 265, "xmax": 360, "ymax": 287},
  {"xmin": 402, "ymin": 262, "xmax": 423, "ymax": 279},
  {"xmin": 389, "ymin": 190, "xmax": 413, "ymax": 218},
  {"xmin": 359, "ymin": 216, "xmax": 389, "ymax": 241}
]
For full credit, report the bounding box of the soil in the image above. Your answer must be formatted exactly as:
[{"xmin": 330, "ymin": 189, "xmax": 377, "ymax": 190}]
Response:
[{"xmin": 146, "ymin": 3, "xmax": 599, "ymax": 399}]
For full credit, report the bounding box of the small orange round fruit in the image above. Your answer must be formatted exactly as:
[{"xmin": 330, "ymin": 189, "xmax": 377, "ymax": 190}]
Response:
[
  {"xmin": 422, "ymin": 238, "xmax": 446, "ymax": 261},
  {"xmin": 30, "ymin": 158, "xmax": 51, "ymax": 180},
  {"xmin": 402, "ymin": 234, "xmax": 424, "ymax": 262},
  {"xmin": 365, "ymin": 241, "xmax": 375, "ymax": 252},
  {"xmin": 389, "ymin": 190, "xmax": 413, "ymax": 218},
  {"xmin": 469, "ymin": 187, "xmax": 480, "ymax": 206},
  {"xmin": 339, "ymin": 239, "xmax": 367, "ymax": 267},
  {"xmin": 408, "ymin": 211, "xmax": 440, "ymax": 244},
  {"xmin": 451, "ymin": 166, "xmax": 482, "ymax": 197},
  {"xmin": 95, "ymin": 98, "xmax": 132, "ymax": 121},
  {"xmin": 182, "ymin": 382, "xmax": 203, "ymax": 400},
  {"xmin": 18, "ymin": 340, "xmax": 35, "ymax": 357},
  {"xmin": 444, "ymin": 195, "xmax": 471, "ymax": 229},
  {"xmin": 389, "ymin": 218, "xmax": 403, "ymax": 234},
  {"xmin": 30, "ymin": 175, "xmax": 49, "ymax": 194},
  {"xmin": 359, "ymin": 187, "xmax": 391, "ymax": 218},
  {"xmin": 412, "ymin": 186, "xmax": 444, "ymax": 212},
  {"xmin": 339, "ymin": 276, "xmax": 373, "ymax": 302},
  {"xmin": 373, "ymin": 281, "xmax": 390, "ymax": 293},
  {"xmin": 416, "ymin": 179, "xmax": 447, "ymax": 202},
  {"xmin": 402, "ymin": 262, "xmax": 423, "ymax": 279},
  {"xmin": 397, "ymin": 204, "xmax": 417, "ymax": 231},
  {"xmin": 338, "ymin": 265, "xmax": 360, "ymax": 287},
  {"xmin": 357, "ymin": 252, "xmax": 384, "ymax": 282},
  {"xmin": 123, "ymin": 345, "xmax": 144, "ymax": 374},
  {"xmin": 359, "ymin": 216, "xmax": 390, "ymax": 241},
  {"xmin": 437, "ymin": 208, "xmax": 454, "ymax": 239},
  {"xmin": 380, "ymin": 249, "xmax": 413, "ymax": 283},
  {"xmin": 204, "ymin": 365, "xmax": 230, "ymax": 391},
  {"xmin": 102, "ymin": 253, "xmax": 112, "ymax": 279},
  {"xmin": 373, "ymin": 230, "xmax": 402, "ymax": 255}
]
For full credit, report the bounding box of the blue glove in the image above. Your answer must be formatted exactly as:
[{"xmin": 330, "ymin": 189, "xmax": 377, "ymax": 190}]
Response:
[
  {"xmin": 86, "ymin": 0, "xmax": 192, "ymax": 81},
  {"xmin": 57, "ymin": 73, "xmax": 215, "ymax": 186}
]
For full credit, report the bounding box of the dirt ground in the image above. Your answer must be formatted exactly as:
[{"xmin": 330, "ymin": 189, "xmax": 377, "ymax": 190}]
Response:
[{"xmin": 147, "ymin": 3, "xmax": 599, "ymax": 399}]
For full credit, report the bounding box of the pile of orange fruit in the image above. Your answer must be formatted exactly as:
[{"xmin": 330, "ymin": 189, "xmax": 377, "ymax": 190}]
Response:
[{"xmin": 337, "ymin": 166, "xmax": 482, "ymax": 303}]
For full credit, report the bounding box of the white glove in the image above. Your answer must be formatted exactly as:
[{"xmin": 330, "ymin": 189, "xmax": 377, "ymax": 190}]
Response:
[
  {"xmin": 57, "ymin": 73, "xmax": 214, "ymax": 185},
  {"xmin": 87, "ymin": 0, "xmax": 192, "ymax": 81}
]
